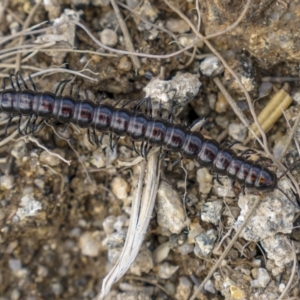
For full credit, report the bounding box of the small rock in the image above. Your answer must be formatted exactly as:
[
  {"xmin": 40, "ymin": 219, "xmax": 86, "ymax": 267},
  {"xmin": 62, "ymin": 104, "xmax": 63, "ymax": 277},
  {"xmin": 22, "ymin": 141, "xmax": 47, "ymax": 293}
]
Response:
[
  {"xmin": 37, "ymin": 265, "xmax": 49, "ymax": 278},
  {"xmin": 71, "ymin": 0, "xmax": 89, "ymax": 5},
  {"xmin": 0, "ymin": 175, "xmax": 14, "ymax": 190},
  {"xmin": 197, "ymin": 168, "xmax": 213, "ymax": 195},
  {"xmin": 175, "ymin": 276, "xmax": 192, "ymax": 300},
  {"xmin": 134, "ymin": 1, "xmax": 159, "ymax": 31},
  {"xmin": 107, "ymin": 248, "xmax": 122, "ymax": 264},
  {"xmin": 228, "ymin": 123, "xmax": 247, "ymax": 142},
  {"xmin": 91, "ymin": 0, "xmax": 110, "ymax": 6},
  {"xmin": 230, "ymin": 286, "xmax": 247, "ymax": 299},
  {"xmin": 79, "ymin": 232, "xmax": 102, "ymax": 257},
  {"xmin": 187, "ymin": 221, "xmax": 204, "ymax": 244},
  {"xmin": 204, "ymin": 280, "xmax": 216, "ymax": 294},
  {"xmin": 166, "ymin": 18, "xmax": 190, "ymax": 33},
  {"xmin": 111, "ymin": 177, "xmax": 130, "ymax": 200},
  {"xmin": 207, "ymin": 93, "xmax": 217, "ymax": 110},
  {"xmin": 126, "ymin": 0, "xmax": 139, "ymax": 8},
  {"xmin": 215, "ymin": 115, "xmax": 229, "ymax": 129},
  {"xmin": 39, "ymin": 150, "xmax": 63, "ymax": 167},
  {"xmin": 157, "ymin": 262, "xmax": 179, "ymax": 279},
  {"xmin": 102, "ymin": 215, "xmax": 117, "ymax": 235},
  {"xmin": 114, "ymin": 215, "xmax": 128, "ymax": 232},
  {"xmin": 259, "ymin": 82, "xmax": 273, "ymax": 98},
  {"xmin": 103, "ymin": 230, "xmax": 127, "ymax": 249},
  {"xmin": 51, "ymin": 282, "xmax": 63, "ymax": 296},
  {"xmin": 90, "ymin": 148, "xmax": 106, "ymax": 168},
  {"xmin": 250, "ymin": 268, "xmax": 271, "ymax": 288},
  {"xmin": 199, "ymin": 56, "xmax": 224, "ymax": 77},
  {"xmin": 9, "ymin": 259, "xmax": 22, "ymax": 272},
  {"xmin": 215, "ymin": 92, "xmax": 229, "ymax": 113},
  {"xmin": 177, "ymin": 242, "xmax": 194, "ymax": 255},
  {"xmin": 178, "ymin": 34, "xmax": 204, "ymax": 48},
  {"xmin": 130, "ymin": 248, "xmax": 153, "ymax": 276},
  {"xmin": 156, "ymin": 181, "xmax": 187, "ymax": 234},
  {"xmin": 261, "ymin": 234, "xmax": 295, "ymax": 267},
  {"xmin": 118, "ymin": 56, "xmax": 132, "ymax": 71},
  {"xmin": 152, "ymin": 242, "xmax": 171, "ymax": 264},
  {"xmin": 194, "ymin": 229, "xmax": 218, "ymax": 257},
  {"xmin": 201, "ymin": 201, "xmax": 223, "ymax": 225},
  {"xmin": 34, "ymin": 178, "xmax": 45, "ymax": 190},
  {"xmin": 10, "ymin": 289, "xmax": 20, "ymax": 300},
  {"xmin": 16, "ymin": 195, "xmax": 42, "ymax": 221},
  {"xmin": 99, "ymin": 28, "xmax": 118, "ymax": 47},
  {"xmin": 11, "ymin": 140, "xmax": 27, "ymax": 159}
]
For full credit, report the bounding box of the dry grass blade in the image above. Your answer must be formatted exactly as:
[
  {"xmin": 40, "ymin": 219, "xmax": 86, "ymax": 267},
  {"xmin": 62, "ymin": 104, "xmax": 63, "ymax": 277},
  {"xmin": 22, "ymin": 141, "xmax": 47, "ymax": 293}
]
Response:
[
  {"xmin": 98, "ymin": 153, "xmax": 160, "ymax": 299},
  {"xmin": 110, "ymin": 0, "xmax": 141, "ymax": 69}
]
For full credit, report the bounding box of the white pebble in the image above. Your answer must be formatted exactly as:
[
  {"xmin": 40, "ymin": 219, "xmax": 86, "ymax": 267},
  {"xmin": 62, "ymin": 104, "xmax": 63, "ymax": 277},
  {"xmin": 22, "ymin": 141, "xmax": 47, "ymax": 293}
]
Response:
[
  {"xmin": 16, "ymin": 195, "xmax": 42, "ymax": 221},
  {"xmin": 152, "ymin": 242, "xmax": 171, "ymax": 264},
  {"xmin": 111, "ymin": 177, "xmax": 130, "ymax": 200},
  {"xmin": 175, "ymin": 276, "xmax": 192, "ymax": 300},
  {"xmin": 0, "ymin": 175, "xmax": 14, "ymax": 190},
  {"xmin": 130, "ymin": 248, "xmax": 153, "ymax": 276},
  {"xmin": 90, "ymin": 148, "xmax": 106, "ymax": 168},
  {"xmin": 79, "ymin": 232, "xmax": 102, "ymax": 257},
  {"xmin": 99, "ymin": 28, "xmax": 118, "ymax": 47},
  {"xmin": 156, "ymin": 181, "xmax": 187, "ymax": 234},
  {"xmin": 103, "ymin": 215, "xmax": 117, "ymax": 235},
  {"xmin": 197, "ymin": 168, "xmax": 213, "ymax": 194},
  {"xmin": 201, "ymin": 201, "xmax": 223, "ymax": 225},
  {"xmin": 250, "ymin": 268, "xmax": 271, "ymax": 288},
  {"xmin": 199, "ymin": 56, "xmax": 224, "ymax": 77},
  {"xmin": 39, "ymin": 150, "xmax": 63, "ymax": 167},
  {"xmin": 228, "ymin": 123, "xmax": 247, "ymax": 142},
  {"xmin": 194, "ymin": 229, "xmax": 218, "ymax": 257},
  {"xmin": 157, "ymin": 262, "xmax": 179, "ymax": 279},
  {"xmin": 166, "ymin": 18, "xmax": 190, "ymax": 33}
]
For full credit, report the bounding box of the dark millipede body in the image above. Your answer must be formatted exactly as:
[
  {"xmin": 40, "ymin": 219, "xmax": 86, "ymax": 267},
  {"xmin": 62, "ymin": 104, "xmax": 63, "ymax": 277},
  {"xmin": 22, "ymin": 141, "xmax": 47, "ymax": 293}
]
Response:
[{"xmin": 0, "ymin": 81, "xmax": 278, "ymax": 192}]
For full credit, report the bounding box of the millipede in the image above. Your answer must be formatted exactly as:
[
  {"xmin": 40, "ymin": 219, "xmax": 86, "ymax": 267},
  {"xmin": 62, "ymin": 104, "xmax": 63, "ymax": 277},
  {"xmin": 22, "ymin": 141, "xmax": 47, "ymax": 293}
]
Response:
[{"xmin": 0, "ymin": 73, "xmax": 295, "ymax": 199}]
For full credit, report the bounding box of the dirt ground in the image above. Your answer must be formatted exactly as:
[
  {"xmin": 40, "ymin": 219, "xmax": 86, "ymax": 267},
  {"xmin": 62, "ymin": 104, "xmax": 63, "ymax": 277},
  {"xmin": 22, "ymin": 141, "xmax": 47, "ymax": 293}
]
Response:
[{"xmin": 0, "ymin": 1, "xmax": 300, "ymax": 300}]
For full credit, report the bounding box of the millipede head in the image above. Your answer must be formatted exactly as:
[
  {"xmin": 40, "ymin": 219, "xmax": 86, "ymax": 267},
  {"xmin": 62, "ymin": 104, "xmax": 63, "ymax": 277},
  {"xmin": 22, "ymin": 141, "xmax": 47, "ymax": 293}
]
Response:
[{"xmin": 255, "ymin": 168, "xmax": 277, "ymax": 192}]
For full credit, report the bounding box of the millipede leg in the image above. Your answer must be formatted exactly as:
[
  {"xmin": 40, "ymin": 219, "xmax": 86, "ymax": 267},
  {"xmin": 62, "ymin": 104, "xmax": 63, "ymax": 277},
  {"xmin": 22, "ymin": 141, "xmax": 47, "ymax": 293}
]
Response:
[
  {"xmin": 76, "ymin": 86, "xmax": 81, "ymax": 100},
  {"xmin": 24, "ymin": 115, "xmax": 33, "ymax": 135},
  {"xmin": 134, "ymin": 97, "xmax": 149, "ymax": 111},
  {"xmin": 172, "ymin": 156, "xmax": 183, "ymax": 167},
  {"xmin": 111, "ymin": 137, "xmax": 120, "ymax": 149},
  {"xmin": 55, "ymin": 80, "xmax": 70, "ymax": 95},
  {"xmin": 96, "ymin": 93, "xmax": 106, "ymax": 105},
  {"xmin": 9, "ymin": 75, "xmax": 16, "ymax": 90},
  {"xmin": 17, "ymin": 115, "xmax": 24, "ymax": 135},
  {"xmin": 60, "ymin": 123, "xmax": 68, "ymax": 133},
  {"xmin": 140, "ymin": 141, "xmax": 145, "ymax": 158},
  {"xmin": 4, "ymin": 115, "xmax": 14, "ymax": 135},
  {"xmin": 187, "ymin": 118, "xmax": 207, "ymax": 131},
  {"xmin": 32, "ymin": 119, "xmax": 45, "ymax": 133},
  {"xmin": 98, "ymin": 133, "xmax": 104, "ymax": 145},
  {"xmin": 87, "ymin": 128, "xmax": 95, "ymax": 145},
  {"xmin": 29, "ymin": 115, "xmax": 37, "ymax": 133},
  {"xmin": 16, "ymin": 72, "xmax": 29, "ymax": 89},
  {"xmin": 240, "ymin": 149, "xmax": 256, "ymax": 157},
  {"xmin": 69, "ymin": 83, "xmax": 75, "ymax": 97},
  {"xmin": 132, "ymin": 141, "xmax": 140, "ymax": 155},
  {"xmin": 29, "ymin": 75, "xmax": 37, "ymax": 92},
  {"xmin": 109, "ymin": 133, "xmax": 114, "ymax": 151},
  {"xmin": 159, "ymin": 148, "xmax": 168, "ymax": 161},
  {"xmin": 84, "ymin": 90, "xmax": 88, "ymax": 101},
  {"xmin": 215, "ymin": 174, "xmax": 224, "ymax": 186},
  {"xmin": 122, "ymin": 99, "xmax": 134, "ymax": 108},
  {"xmin": 254, "ymin": 157, "xmax": 273, "ymax": 165},
  {"xmin": 241, "ymin": 185, "xmax": 246, "ymax": 195}
]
